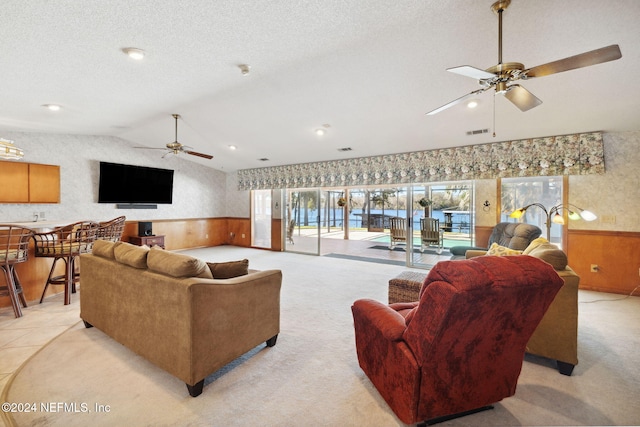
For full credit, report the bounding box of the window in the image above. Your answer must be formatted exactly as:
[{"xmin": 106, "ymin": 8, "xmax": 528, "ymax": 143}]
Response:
[{"xmin": 501, "ymin": 176, "xmax": 564, "ymax": 246}]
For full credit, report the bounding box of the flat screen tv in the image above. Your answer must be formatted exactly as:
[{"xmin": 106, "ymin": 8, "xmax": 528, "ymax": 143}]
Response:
[{"xmin": 98, "ymin": 161, "xmax": 174, "ymax": 204}]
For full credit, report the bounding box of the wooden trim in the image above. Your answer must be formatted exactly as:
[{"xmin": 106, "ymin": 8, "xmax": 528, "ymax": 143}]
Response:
[{"xmin": 567, "ymin": 229, "xmax": 640, "ymax": 295}]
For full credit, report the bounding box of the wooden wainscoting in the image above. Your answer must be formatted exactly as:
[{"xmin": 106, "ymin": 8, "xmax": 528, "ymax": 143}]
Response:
[
  {"xmin": 567, "ymin": 230, "xmax": 640, "ymax": 295},
  {"xmin": 122, "ymin": 218, "xmax": 232, "ymax": 250},
  {"xmin": 474, "ymin": 226, "xmax": 494, "ymax": 248}
]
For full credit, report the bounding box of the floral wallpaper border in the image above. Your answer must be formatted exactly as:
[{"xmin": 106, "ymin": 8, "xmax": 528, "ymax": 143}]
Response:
[{"xmin": 237, "ymin": 132, "xmax": 604, "ymax": 190}]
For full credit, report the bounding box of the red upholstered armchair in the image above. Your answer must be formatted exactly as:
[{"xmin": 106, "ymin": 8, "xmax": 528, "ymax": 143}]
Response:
[{"xmin": 351, "ymin": 256, "xmax": 564, "ymax": 425}]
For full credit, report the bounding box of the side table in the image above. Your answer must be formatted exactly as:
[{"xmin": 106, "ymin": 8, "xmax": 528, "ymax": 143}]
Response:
[
  {"xmin": 129, "ymin": 235, "xmax": 165, "ymax": 249},
  {"xmin": 388, "ymin": 271, "xmax": 428, "ymax": 304}
]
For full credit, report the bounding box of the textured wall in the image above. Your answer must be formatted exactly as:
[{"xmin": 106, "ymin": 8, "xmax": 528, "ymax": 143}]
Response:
[
  {"xmin": 0, "ymin": 131, "xmax": 226, "ymax": 223},
  {"xmin": 225, "ymin": 171, "xmax": 250, "ymax": 218},
  {"xmin": 569, "ymin": 131, "xmax": 640, "ymax": 232}
]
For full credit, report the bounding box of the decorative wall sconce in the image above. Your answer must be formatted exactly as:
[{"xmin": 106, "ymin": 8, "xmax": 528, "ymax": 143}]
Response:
[
  {"xmin": 483, "ymin": 200, "xmax": 491, "ymax": 212},
  {"xmin": 0, "ymin": 138, "xmax": 24, "ymax": 160},
  {"xmin": 509, "ymin": 202, "xmax": 597, "ymax": 240}
]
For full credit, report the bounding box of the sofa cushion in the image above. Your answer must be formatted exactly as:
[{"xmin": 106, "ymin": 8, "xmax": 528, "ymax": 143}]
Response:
[
  {"xmin": 92, "ymin": 240, "xmax": 121, "ymax": 259},
  {"xmin": 486, "ymin": 242, "xmax": 523, "ymax": 257},
  {"xmin": 147, "ymin": 247, "xmax": 213, "ymax": 279},
  {"xmin": 207, "ymin": 259, "xmax": 249, "ymax": 279},
  {"xmin": 528, "ymin": 243, "xmax": 568, "ymax": 271},
  {"xmin": 114, "ymin": 242, "xmax": 149, "ymax": 269}
]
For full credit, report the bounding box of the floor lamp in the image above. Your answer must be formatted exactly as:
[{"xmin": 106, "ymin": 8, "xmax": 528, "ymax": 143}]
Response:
[{"xmin": 509, "ymin": 203, "xmax": 597, "ymax": 240}]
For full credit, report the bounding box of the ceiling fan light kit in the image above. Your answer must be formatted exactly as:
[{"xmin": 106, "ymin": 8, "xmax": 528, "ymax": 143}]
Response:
[{"xmin": 426, "ymin": 0, "xmax": 622, "ymax": 116}]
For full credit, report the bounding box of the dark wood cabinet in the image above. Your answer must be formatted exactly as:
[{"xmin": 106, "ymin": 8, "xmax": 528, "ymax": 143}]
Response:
[{"xmin": 129, "ymin": 235, "xmax": 165, "ymax": 248}]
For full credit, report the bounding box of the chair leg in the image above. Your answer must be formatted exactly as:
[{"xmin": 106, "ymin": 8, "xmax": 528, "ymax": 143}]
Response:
[
  {"xmin": 557, "ymin": 361, "xmax": 575, "ymax": 376},
  {"xmin": 40, "ymin": 258, "xmax": 60, "ymax": 303},
  {"xmin": 1, "ymin": 266, "xmax": 23, "ymax": 318},
  {"xmin": 420, "ymin": 405, "xmax": 494, "ymax": 426},
  {"xmin": 12, "ymin": 268, "xmax": 28, "ymax": 308},
  {"xmin": 64, "ymin": 256, "xmax": 73, "ymax": 305}
]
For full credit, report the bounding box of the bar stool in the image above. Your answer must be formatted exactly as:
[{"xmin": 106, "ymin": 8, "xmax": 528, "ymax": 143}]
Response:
[
  {"xmin": 32, "ymin": 221, "xmax": 99, "ymax": 305},
  {"xmin": 97, "ymin": 216, "xmax": 126, "ymax": 241},
  {"xmin": 0, "ymin": 225, "xmax": 34, "ymax": 318}
]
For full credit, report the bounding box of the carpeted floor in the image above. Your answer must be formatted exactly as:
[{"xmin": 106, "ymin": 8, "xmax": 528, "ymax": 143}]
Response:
[{"xmin": 4, "ymin": 247, "xmax": 640, "ymax": 426}]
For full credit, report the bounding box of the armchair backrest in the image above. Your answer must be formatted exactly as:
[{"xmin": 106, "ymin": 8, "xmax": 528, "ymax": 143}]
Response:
[
  {"xmin": 488, "ymin": 222, "xmax": 542, "ymax": 250},
  {"xmin": 403, "ymin": 256, "xmax": 563, "ymax": 416}
]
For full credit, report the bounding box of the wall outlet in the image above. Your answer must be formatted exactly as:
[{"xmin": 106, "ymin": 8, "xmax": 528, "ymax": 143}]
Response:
[
  {"xmin": 241, "ymin": 234, "xmax": 246, "ymax": 239},
  {"xmin": 590, "ymin": 264, "xmax": 599, "ymax": 273},
  {"xmin": 600, "ymin": 214, "xmax": 616, "ymax": 224}
]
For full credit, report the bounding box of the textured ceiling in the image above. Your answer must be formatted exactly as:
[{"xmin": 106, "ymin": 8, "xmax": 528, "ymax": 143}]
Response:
[{"xmin": 2, "ymin": 0, "xmax": 639, "ymax": 172}]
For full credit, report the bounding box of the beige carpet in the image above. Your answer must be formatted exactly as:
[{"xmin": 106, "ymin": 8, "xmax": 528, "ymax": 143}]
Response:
[{"xmin": 4, "ymin": 247, "xmax": 640, "ymax": 426}]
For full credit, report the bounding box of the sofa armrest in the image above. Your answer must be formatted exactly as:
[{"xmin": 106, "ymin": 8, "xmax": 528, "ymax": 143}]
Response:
[
  {"xmin": 352, "ymin": 299, "xmax": 407, "ymax": 341},
  {"xmin": 465, "ymin": 249, "xmax": 488, "ymax": 258}
]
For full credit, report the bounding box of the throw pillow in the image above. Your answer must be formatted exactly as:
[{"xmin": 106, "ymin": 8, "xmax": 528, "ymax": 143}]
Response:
[
  {"xmin": 147, "ymin": 247, "xmax": 213, "ymax": 279},
  {"xmin": 114, "ymin": 242, "xmax": 150, "ymax": 269},
  {"xmin": 523, "ymin": 237, "xmax": 549, "ymax": 255},
  {"xmin": 528, "ymin": 243, "xmax": 568, "ymax": 270},
  {"xmin": 92, "ymin": 240, "xmax": 121, "ymax": 259},
  {"xmin": 486, "ymin": 242, "xmax": 523, "ymax": 257},
  {"xmin": 207, "ymin": 259, "xmax": 249, "ymax": 279}
]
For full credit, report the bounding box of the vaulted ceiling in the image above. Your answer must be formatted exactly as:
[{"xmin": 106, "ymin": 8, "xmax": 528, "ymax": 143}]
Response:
[{"xmin": 2, "ymin": 0, "xmax": 639, "ymax": 172}]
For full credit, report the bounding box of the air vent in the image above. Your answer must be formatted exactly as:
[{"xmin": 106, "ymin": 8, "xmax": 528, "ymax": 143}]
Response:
[
  {"xmin": 337, "ymin": 147, "xmax": 352, "ymax": 152},
  {"xmin": 258, "ymin": 158, "xmax": 269, "ymax": 161},
  {"xmin": 466, "ymin": 128, "xmax": 489, "ymax": 136}
]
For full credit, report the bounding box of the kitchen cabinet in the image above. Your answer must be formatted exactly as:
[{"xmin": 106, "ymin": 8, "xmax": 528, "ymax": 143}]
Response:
[{"xmin": 0, "ymin": 161, "xmax": 60, "ymax": 203}]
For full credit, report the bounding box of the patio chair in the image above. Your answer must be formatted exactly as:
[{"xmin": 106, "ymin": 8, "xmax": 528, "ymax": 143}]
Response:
[
  {"xmin": 420, "ymin": 217, "xmax": 443, "ymax": 254},
  {"xmin": 389, "ymin": 217, "xmax": 406, "ymax": 250},
  {"xmin": 286, "ymin": 219, "xmax": 295, "ymax": 245}
]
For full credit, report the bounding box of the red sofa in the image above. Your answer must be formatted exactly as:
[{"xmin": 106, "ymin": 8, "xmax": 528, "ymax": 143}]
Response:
[{"xmin": 351, "ymin": 255, "xmax": 563, "ymax": 425}]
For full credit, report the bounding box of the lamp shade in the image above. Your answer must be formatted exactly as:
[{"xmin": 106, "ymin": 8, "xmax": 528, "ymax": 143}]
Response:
[
  {"xmin": 509, "ymin": 208, "xmax": 525, "ymax": 219},
  {"xmin": 579, "ymin": 210, "xmax": 598, "ymax": 221},
  {"xmin": 568, "ymin": 211, "xmax": 582, "ymax": 220}
]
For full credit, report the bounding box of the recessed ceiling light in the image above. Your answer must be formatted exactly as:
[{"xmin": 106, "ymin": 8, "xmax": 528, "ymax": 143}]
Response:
[
  {"xmin": 42, "ymin": 104, "xmax": 61, "ymax": 111},
  {"xmin": 467, "ymin": 100, "xmax": 479, "ymax": 109},
  {"xmin": 122, "ymin": 47, "xmax": 145, "ymax": 60},
  {"xmin": 228, "ymin": 145, "xmax": 237, "ymax": 150},
  {"xmin": 315, "ymin": 129, "xmax": 325, "ymax": 136}
]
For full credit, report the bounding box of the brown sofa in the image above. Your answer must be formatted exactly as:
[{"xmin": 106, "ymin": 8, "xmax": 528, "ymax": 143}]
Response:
[
  {"xmin": 466, "ymin": 238, "xmax": 580, "ymax": 375},
  {"xmin": 79, "ymin": 241, "xmax": 282, "ymax": 396}
]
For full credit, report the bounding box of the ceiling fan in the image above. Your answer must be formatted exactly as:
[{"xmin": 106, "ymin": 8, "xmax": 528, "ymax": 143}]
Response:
[
  {"xmin": 139, "ymin": 114, "xmax": 213, "ymax": 159},
  {"xmin": 426, "ymin": 0, "xmax": 622, "ymax": 115}
]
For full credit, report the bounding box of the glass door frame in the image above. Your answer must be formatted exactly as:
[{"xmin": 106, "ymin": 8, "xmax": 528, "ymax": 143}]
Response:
[{"xmin": 283, "ymin": 188, "xmax": 322, "ymax": 256}]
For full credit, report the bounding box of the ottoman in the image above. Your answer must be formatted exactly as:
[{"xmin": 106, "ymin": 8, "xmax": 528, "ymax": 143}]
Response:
[{"xmin": 388, "ymin": 271, "xmax": 428, "ymax": 304}]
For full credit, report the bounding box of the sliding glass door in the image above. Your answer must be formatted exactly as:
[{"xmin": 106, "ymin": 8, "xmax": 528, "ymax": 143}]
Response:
[
  {"xmin": 408, "ymin": 182, "xmax": 473, "ymax": 268},
  {"xmin": 284, "ymin": 189, "xmax": 322, "ymax": 255}
]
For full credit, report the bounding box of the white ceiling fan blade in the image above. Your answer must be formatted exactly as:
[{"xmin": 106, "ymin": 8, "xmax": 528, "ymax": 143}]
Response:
[
  {"xmin": 447, "ymin": 65, "xmax": 496, "ymax": 80},
  {"xmin": 426, "ymin": 88, "xmax": 488, "ymax": 116},
  {"xmin": 503, "ymin": 84, "xmax": 542, "ymax": 112}
]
